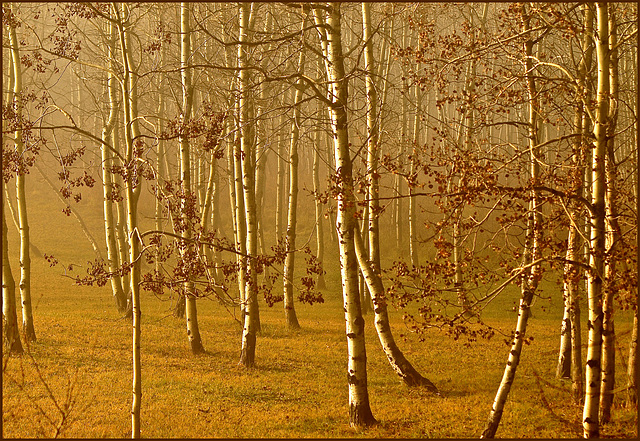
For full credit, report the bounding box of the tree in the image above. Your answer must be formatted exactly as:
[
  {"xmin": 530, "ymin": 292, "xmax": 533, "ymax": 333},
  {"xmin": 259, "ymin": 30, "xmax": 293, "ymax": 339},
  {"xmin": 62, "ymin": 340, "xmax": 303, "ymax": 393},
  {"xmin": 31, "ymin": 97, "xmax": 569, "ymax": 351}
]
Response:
[
  {"xmin": 238, "ymin": 1, "xmax": 260, "ymax": 368},
  {"xmin": 7, "ymin": 2, "xmax": 36, "ymax": 342},
  {"xmin": 2, "ymin": 187, "xmax": 23, "ymax": 354},
  {"xmin": 179, "ymin": 1, "xmax": 205, "ymax": 355},
  {"xmin": 482, "ymin": 4, "xmax": 544, "ymax": 437},
  {"xmin": 582, "ymin": 3, "xmax": 609, "ymax": 437},
  {"xmin": 100, "ymin": 13, "xmax": 128, "ymax": 314},
  {"xmin": 113, "ymin": 3, "xmax": 145, "ymax": 436},
  {"xmin": 282, "ymin": 10, "xmax": 306, "ymax": 330},
  {"xmin": 314, "ymin": 2, "xmax": 376, "ymax": 427}
]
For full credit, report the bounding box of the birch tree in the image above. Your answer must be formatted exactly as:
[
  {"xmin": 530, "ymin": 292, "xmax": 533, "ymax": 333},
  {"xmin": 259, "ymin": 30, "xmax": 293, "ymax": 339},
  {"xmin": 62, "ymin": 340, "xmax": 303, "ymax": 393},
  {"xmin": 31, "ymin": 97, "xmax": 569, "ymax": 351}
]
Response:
[
  {"xmin": 582, "ymin": 3, "xmax": 609, "ymax": 437},
  {"xmin": 101, "ymin": 14, "xmax": 128, "ymax": 314},
  {"xmin": 315, "ymin": 2, "xmax": 376, "ymax": 426},
  {"xmin": 180, "ymin": 1, "xmax": 205, "ymax": 355},
  {"xmin": 113, "ymin": 3, "xmax": 144, "ymax": 436},
  {"xmin": 2, "ymin": 186, "xmax": 23, "ymax": 354},
  {"xmin": 282, "ymin": 11, "xmax": 307, "ymax": 329},
  {"xmin": 482, "ymin": 5, "xmax": 543, "ymax": 437},
  {"xmin": 238, "ymin": 1, "xmax": 260, "ymax": 367},
  {"xmin": 7, "ymin": 3, "xmax": 36, "ymax": 342}
]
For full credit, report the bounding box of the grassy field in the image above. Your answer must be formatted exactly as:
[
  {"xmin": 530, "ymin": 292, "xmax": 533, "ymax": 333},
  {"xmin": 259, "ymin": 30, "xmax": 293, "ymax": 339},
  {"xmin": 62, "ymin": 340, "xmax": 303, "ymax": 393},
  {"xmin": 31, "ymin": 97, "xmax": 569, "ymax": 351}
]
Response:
[{"xmin": 2, "ymin": 170, "xmax": 638, "ymax": 438}]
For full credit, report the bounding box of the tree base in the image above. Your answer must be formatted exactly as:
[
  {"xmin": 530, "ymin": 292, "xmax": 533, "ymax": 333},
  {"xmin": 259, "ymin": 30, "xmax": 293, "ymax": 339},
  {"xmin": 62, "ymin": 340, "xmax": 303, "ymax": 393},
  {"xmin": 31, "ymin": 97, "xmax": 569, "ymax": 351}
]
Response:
[{"xmin": 349, "ymin": 402, "xmax": 377, "ymax": 428}]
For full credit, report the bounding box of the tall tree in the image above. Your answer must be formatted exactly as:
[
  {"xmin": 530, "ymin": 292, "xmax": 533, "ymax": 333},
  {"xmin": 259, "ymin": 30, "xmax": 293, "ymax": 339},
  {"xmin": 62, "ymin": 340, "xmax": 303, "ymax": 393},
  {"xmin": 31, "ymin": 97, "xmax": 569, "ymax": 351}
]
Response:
[
  {"xmin": 282, "ymin": 10, "xmax": 307, "ymax": 329},
  {"xmin": 582, "ymin": 2, "xmax": 609, "ymax": 438},
  {"xmin": 180, "ymin": 1, "xmax": 205, "ymax": 355},
  {"xmin": 7, "ymin": 2, "xmax": 36, "ymax": 342},
  {"xmin": 238, "ymin": 1, "xmax": 260, "ymax": 368},
  {"xmin": 2, "ymin": 35, "xmax": 23, "ymax": 354},
  {"xmin": 113, "ymin": 3, "xmax": 144, "ymax": 436},
  {"xmin": 315, "ymin": 3, "xmax": 376, "ymax": 427},
  {"xmin": 482, "ymin": 4, "xmax": 543, "ymax": 437}
]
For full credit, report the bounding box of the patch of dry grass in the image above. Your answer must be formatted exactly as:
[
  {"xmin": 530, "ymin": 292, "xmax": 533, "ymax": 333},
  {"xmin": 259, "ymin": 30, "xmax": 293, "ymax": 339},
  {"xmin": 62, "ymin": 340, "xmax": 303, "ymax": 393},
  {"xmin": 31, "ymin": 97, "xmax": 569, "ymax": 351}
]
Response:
[
  {"xmin": 2, "ymin": 249, "xmax": 637, "ymax": 438},
  {"xmin": 2, "ymin": 171, "xmax": 637, "ymax": 438}
]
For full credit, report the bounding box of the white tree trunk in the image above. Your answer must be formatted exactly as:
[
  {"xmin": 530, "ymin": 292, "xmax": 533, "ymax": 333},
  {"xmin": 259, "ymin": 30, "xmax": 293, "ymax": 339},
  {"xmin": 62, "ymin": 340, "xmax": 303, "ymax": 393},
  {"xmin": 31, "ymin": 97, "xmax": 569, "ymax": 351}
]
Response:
[
  {"xmin": 180, "ymin": 2, "xmax": 205, "ymax": 355},
  {"xmin": 582, "ymin": 3, "xmax": 609, "ymax": 438},
  {"xmin": 283, "ymin": 15, "xmax": 306, "ymax": 329},
  {"xmin": 114, "ymin": 4, "xmax": 143, "ymax": 436},
  {"xmin": 101, "ymin": 16, "xmax": 128, "ymax": 313},
  {"xmin": 8, "ymin": 6, "xmax": 36, "ymax": 343},
  {"xmin": 318, "ymin": 3, "xmax": 377, "ymax": 426},
  {"xmin": 238, "ymin": 1, "xmax": 259, "ymax": 367},
  {"xmin": 2, "ymin": 188, "xmax": 23, "ymax": 354},
  {"xmin": 482, "ymin": 6, "xmax": 542, "ymax": 437}
]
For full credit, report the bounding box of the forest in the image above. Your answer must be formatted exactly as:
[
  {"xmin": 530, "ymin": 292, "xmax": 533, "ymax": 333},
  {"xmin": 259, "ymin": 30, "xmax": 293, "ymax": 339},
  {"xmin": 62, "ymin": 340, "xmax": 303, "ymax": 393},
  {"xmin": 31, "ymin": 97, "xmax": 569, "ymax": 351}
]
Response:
[{"xmin": 2, "ymin": 2, "xmax": 638, "ymax": 438}]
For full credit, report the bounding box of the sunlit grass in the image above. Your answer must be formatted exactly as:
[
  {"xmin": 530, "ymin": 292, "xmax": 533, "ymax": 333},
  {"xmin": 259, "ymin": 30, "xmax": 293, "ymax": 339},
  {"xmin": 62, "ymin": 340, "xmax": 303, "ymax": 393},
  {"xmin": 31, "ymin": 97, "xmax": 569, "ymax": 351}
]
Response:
[
  {"xmin": 3, "ymin": 248, "xmax": 637, "ymax": 438},
  {"xmin": 2, "ymin": 171, "xmax": 637, "ymax": 438}
]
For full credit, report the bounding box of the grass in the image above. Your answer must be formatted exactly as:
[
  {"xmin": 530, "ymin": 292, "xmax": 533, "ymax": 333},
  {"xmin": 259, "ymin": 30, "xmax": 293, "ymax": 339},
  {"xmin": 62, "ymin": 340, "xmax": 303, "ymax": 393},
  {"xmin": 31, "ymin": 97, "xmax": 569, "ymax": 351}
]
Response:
[{"xmin": 2, "ymin": 169, "xmax": 638, "ymax": 438}]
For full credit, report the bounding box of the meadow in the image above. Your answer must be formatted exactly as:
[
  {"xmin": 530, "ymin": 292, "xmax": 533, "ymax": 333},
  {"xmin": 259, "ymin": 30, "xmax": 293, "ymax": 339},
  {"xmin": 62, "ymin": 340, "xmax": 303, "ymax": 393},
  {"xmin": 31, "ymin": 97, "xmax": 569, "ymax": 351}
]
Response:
[{"xmin": 2, "ymin": 169, "xmax": 637, "ymax": 438}]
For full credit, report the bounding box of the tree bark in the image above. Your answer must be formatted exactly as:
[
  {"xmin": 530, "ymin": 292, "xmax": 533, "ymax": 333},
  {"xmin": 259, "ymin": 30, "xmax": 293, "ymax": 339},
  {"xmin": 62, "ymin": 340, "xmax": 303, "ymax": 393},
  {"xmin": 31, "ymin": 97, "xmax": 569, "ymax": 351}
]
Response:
[
  {"xmin": 100, "ymin": 17, "xmax": 128, "ymax": 313},
  {"xmin": 599, "ymin": 4, "xmax": 619, "ymax": 424},
  {"xmin": 482, "ymin": 6, "xmax": 542, "ymax": 437},
  {"xmin": 283, "ymin": 14, "xmax": 307, "ymax": 329},
  {"xmin": 582, "ymin": 3, "xmax": 609, "ymax": 438},
  {"xmin": 354, "ymin": 220, "xmax": 439, "ymax": 392},
  {"xmin": 317, "ymin": 3, "xmax": 377, "ymax": 427},
  {"xmin": 180, "ymin": 2, "xmax": 205, "ymax": 355},
  {"xmin": 627, "ymin": 311, "xmax": 638, "ymax": 407},
  {"xmin": 8, "ymin": 5, "xmax": 36, "ymax": 342},
  {"xmin": 114, "ymin": 4, "xmax": 143, "ymax": 436},
  {"xmin": 312, "ymin": 98, "xmax": 326, "ymax": 290},
  {"xmin": 2, "ymin": 188, "xmax": 23, "ymax": 354},
  {"xmin": 238, "ymin": 1, "xmax": 259, "ymax": 368}
]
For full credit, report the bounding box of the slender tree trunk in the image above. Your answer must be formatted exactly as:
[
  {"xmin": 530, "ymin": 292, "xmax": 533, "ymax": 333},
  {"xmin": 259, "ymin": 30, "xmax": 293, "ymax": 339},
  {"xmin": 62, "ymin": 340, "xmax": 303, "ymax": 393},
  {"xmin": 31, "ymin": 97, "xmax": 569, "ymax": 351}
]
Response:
[
  {"xmin": 275, "ymin": 107, "xmax": 287, "ymax": 243},
  {"xmin": 2, "ymin": 48, "xmax": 22, "ymax": 354},
  {"xmin": 8, "ymin": 6, "xmax": 36, "ymax": 342},
  {"xmin": 100, "ymin": 18, "xmax": 128, "ymax": 313},
  {"xmin": 627, "ymin": 311, "xmax": 638, "ymax": 407},
  {"xmin": 599, "ymin": 5, "xmax": 620, "ymax": 424},
  {"xmin": 362, "ymin": 1, "xmax": 379, "ymax": 316},
  {"xmin": 317, "ymin": 3, "xmax": 377, "ymax": 426},
  {"xmin": 409, "ymin": 78, "xmax": 420, "ymax": 267},
  {"xmin": 354, "ymin": 220, "xmax": 439, "ymax": 391},
  {"xmin": 180, "ymin": 2, "xmax": 205, "ymax": 355},
  {"xmin": 238, "ymin": 2, "xmax": 259, "ymax": 368},
  {"xmin": 114, "ymin": 4, "xmax": 143, "ymax": 436},
  {"xmin": 283, "ymin": 16, "xmax": 306, "ymax": 329},
  {"xmin": 582, "ymin": 3, "xmax": 609, "ymax": 438},
  {"xmin": 482, "ymin": 7, "xmax": 542, "ymax": 437},
  {"xmin": 312, "ymin": 99, "xmax": 326, "ymax": 290},
  {"xmin": 3, "ymin": 182, "xmax": 42, "ymax": 259},
  {"xmin": 2, "ymin": 189, "xmax": 23, "ymax": 354}
]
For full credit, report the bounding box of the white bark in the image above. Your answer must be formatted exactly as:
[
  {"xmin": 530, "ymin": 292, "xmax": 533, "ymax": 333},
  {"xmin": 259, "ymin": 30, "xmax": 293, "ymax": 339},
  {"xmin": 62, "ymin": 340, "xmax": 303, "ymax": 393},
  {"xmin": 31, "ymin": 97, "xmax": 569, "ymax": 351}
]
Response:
[
  {"xmin": 283, "ymin": 15, "xmax": 306, "ymax": 329},
  {"xmin": 317, "ymin": 3, "xmax": 376, "ymax": 426},
  {"xmin": 8, "ymin": 5, "xmax": 36, "ymax": 342},
  {"xmin": 238, "ymin": 1, "xmax": 259, "ymax": 367},
  {"xmin": 101, "ymin": 16, "xmax": 128, "ymax": 313},
  {"xmin": 482, "ymin": 6, "xmax": 542, "ymax": 437},
  {"xmin": 582, "ymin": 3, "xmax": 609, "ymax": 438},
  {"xmin": 2, "ymin": 187, "xmax": 22, "ymax": 354},
  {"xmin": 180, "ymin": 2, "xmax": 205, "ymax": 355},
  {"xmin": 114, "ymin": 4, "xmax": 143, "ymax": 436}
]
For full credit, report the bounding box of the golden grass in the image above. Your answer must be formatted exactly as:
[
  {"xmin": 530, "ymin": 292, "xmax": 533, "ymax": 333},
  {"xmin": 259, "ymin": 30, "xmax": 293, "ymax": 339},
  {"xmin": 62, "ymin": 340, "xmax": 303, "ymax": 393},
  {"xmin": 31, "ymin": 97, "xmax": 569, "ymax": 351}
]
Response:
[
  {"xmin": 2, "ymin": 171, "xmax": 637, "ymax": 438},
  {"xmin": 3, "ymin": 249, "xmax": 637, "ymax": 438}
]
